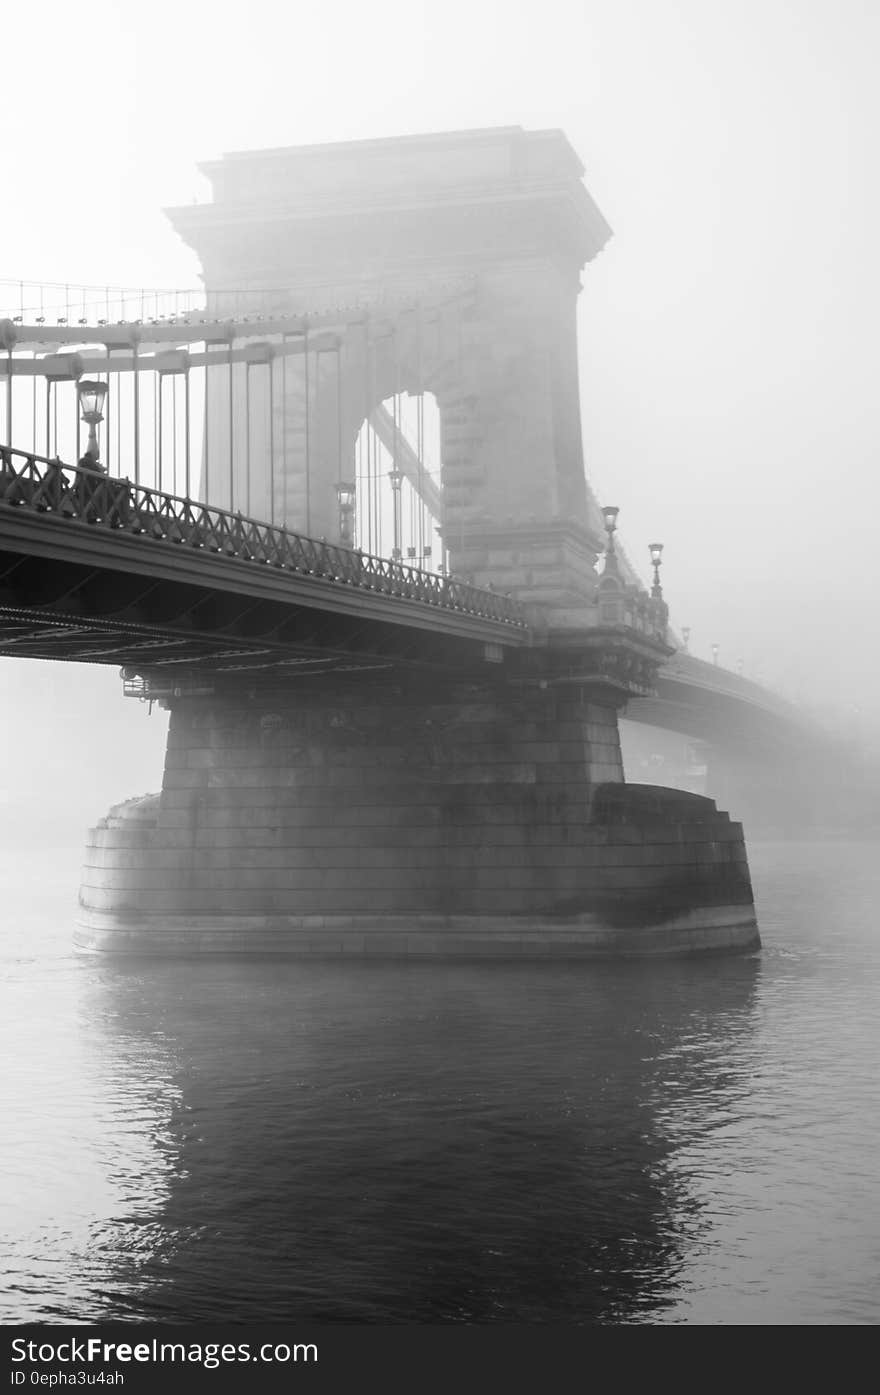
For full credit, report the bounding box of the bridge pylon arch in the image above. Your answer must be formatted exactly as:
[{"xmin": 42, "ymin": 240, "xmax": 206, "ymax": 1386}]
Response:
[{"xmin": 167, "ymin": 127, "xmax": 612, "ymax": 623}]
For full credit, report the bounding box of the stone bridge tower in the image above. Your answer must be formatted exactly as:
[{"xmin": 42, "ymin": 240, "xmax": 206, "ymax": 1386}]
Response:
[
  {"xmin": 75, "ymin": 129, "xmax": 758, "ymax": 958},
  {"xmin": 168, "ymin": 127, "xmax": 611, "ymax": 625}
]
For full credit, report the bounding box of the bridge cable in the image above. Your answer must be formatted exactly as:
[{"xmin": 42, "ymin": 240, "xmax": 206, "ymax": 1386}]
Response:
[
  {"xmin": 8, "ymin": 354, "xmax": 14, "ymax": 449},
  {"xmin": 154, "ymin": 369, "xmax": 160, "ymax": 492},
  {"xmin": 132, "ymin": 339, "xmax": 140, "ymax": 486},
  {"xmin": 335, "ymin": 338, "xmax": 344, "ymax": 532},
  {"xmin": 4, "ymin": 347, "xmax": 11, "ymax": 444},
  {"xmin": 416, "ymin": 305, "xmax": 426, "ymax": 566},
  {"xmin": 245, "ymin": 359, "xmax": 251, "ymax": 516},
  {"xmin": 203, "ymin": 347, "xmax": 210, "ymax": 504},
  {"xmin": 227, "ymin": 337, "xmax": 234, "ymax": 511},
  {"xmin": 455, "ymin": 301, "xmax": 466, "ymax": 574},
  {"xmin": 74, "ymin": 354, "xmax": 80, "ymax": 464},
  {"xmin": 371, "ymin": 338, "xmax": 378, "ymax": 553},
  {"xmin": 364, "ymin": 317, "xmax": 373, "ymax": 553},
  {"xmin": 356, "ymin": 402, "xmax": 364, "ymax": 551},
  {"xmin": 281, "ymin": 332, "xmax": 288, "ymax": 526},
  {"xmin": 184, "ymin": 362, "xmax": 191, "ymax": 500},
  {"xmin": 315, "ymin": 345, "xmax": 324, "ymax": 537},
  {"xmin": 376, "ymin": 413, "xmax": 383, "ymax": 556},
  {"xmin": 104, "ymin": 346, "xmax": 111, "ymax": 477},
  {"xmin": 392, "ymin": 328, "xmax": 401, "ymax": 559},
  {"xmin": 268, "ymin": 347, "xmax": 275, "ymax": 526},
  {"xmin": 172, "ymin": 371, "xmax": 178, "ymax": 497},
  {"xmin": 304, "ymin": 324, "xmax": 311, "ymax": 534}
]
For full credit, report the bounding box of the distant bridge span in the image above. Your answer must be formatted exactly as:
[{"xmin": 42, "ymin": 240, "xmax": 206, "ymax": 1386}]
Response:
[{"xmin": 626, "ymin": 653, "xmax": 811, "ymax": 751}]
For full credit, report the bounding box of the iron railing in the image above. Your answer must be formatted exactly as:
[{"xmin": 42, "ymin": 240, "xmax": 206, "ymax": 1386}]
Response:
[{"xmin": 0, "ymin": 445, "xmax": 528, "ymax": 629}]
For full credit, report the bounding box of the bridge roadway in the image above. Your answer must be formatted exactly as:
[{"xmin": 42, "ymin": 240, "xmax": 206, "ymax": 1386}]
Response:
[
  {"xmin": 627, "ymin": 653, "xmax": 811, "ymax": 751},
  {"xmin": 0, "ymin": 442, "xmax": 809, "ymax": 759},
  {"xmin": 0, "ymin": 445, "xmax": 527, "ymax": 678}
]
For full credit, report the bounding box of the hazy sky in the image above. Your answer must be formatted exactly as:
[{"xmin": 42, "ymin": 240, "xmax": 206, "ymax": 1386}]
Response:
[{"xmin": 2, "ymin": 0, "xmax": 878, "ymax": 828}]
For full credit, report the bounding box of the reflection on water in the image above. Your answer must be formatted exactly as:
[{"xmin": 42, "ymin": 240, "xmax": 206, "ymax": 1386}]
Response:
[{"xmin": 2, "ymin": 840, "xmax": 880, "ymax": 1324}]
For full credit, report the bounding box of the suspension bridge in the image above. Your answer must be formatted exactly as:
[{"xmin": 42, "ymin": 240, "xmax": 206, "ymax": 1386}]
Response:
[
  {"xmin": 0, "ymin": 260, "xmax": 664, "ymax": 681},
  {"xmin": 0, "ymin": 127, "xmax": 771, "ymax": 956}
]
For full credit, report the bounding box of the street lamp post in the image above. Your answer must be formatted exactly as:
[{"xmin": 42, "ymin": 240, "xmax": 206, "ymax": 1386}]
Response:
[
  {"xmin": 681, "ymin": 626, "xmax": 690, "ymax": 653},
  {"xmin": 711, "ymin": 643, "xmax": 719, "ymax": 666},
  {"xmin": 335, "ymin": 481, "xmax": 356, "ymax": 548},
  {"xmin": 646, "ymin": 540, "xmax": 668, "ymax": 641},
  {"xmin": 601, "ymin": 505, "xmax": 619, "ymax": 556},
  {"xmin": 389, "ymin": 467, "xmax": 403, "ymax": 560},
  {"xmin": 77, "ymin": 379, "xmax": 108, "ymax": 468},
  {"xmin": 648, "ymin": 542, "xmax": 664, "ymax": 599},
  {"xmin": 596, "ymin": 505, "xmax": 623, "ymax": 623}
]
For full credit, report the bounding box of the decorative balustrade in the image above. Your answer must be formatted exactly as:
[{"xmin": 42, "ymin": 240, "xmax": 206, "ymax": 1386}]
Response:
[{"xmin": 0, "ymin": 446, "xmax": 528, "ymax": 630}]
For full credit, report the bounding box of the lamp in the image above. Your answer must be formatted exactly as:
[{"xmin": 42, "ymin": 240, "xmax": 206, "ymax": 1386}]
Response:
[
  {"xmin": 648, "ymin": 542, "xmax": 663, "ymax": 598},
  {"xmin": 600, "ymin": 505, "xmax": 620, "ymax": 581},
  {"xmin": 711, "ymin": 643, "xmax": 719, "ymax": 666},
  {"xmin": 77, "ymin": 379, "xmax": 108, "ymax": 464},
  {"xmin": 388, "ymin": 468, "xmax": 404, "ymax": 560},
  {"xmin": 681, "ymin": 626, "xmax": 691, "ymax": 653},
  {"xmin": 601, "ymin": 505, "xmax": 619, "ymax": 551},
  {"xmin": 335, "ymin": 480, "xmax": 356, "ymax": 547}
]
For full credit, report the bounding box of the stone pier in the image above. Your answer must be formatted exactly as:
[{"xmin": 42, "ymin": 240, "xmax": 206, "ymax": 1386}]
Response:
[{"xmin": 76, "ymin": 672, "xmax": 758, "ymax": 957}]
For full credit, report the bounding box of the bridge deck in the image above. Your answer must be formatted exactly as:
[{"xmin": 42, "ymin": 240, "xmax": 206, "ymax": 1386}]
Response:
[{"xmin": 0, "ymin": 446, "xmax": 528, "ymax": 675}]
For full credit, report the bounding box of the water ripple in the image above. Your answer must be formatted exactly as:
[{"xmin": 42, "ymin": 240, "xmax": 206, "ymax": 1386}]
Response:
[{"xmin": 1, "ymin": 839, "xmax": 879, "ymax": 1323}]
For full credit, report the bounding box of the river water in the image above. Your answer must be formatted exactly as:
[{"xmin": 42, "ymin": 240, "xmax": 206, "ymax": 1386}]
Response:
[{"xmin": 1, "ymin": 837, "xmax": 878, "ymax": 1326}]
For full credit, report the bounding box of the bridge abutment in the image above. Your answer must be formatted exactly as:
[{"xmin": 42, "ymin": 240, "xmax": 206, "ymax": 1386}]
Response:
[{"xmin": 76, "ymin": 674, "xmax": 758, "ymax": 957}]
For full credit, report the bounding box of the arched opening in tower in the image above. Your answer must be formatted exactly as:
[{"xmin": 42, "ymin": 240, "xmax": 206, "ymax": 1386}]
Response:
[{"xmin": 353, "ymin": 390, "xmax": 443, "ymax": 571}]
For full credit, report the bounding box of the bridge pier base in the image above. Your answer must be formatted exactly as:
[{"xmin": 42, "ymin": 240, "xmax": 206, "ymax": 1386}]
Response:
[{"xmin": 76, "ymin": 675, "xmax": 759, "ymax": 957}]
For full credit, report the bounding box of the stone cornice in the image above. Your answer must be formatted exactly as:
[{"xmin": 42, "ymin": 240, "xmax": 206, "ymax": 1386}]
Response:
[
  {"xmin": 169, "ymin": 193, "xmax": 611, "ymax": 275},
  {"xmin": 456, "ymin": 517, "xmax": 606, "ymax": 555},
  {"xmin": 166, "ymin": 128, "xmax": 613, "ymax": 273},
  {"xmin": 197, "ymin": 125, "xmax": 585, "ymax": 176}
]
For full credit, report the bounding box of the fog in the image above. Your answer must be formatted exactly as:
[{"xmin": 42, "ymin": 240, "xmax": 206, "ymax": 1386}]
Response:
[{"xmin": 2, "ymin": 0, "xmax": 878, "ymax": 841}]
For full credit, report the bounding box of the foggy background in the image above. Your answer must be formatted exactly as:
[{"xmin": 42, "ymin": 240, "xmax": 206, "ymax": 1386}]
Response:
[{"xmin": 2, "ymin": 0, "xmax": 877, "ymax": 844}]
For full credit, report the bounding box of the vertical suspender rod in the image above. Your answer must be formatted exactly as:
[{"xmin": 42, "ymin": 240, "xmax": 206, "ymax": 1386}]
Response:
[
  {"xmin": 268, "ymin": 349, "xmax": 276, "ymax": 526},
  {"xmin": 155, "ymin": 370, "xmax": 161, "ymax": 492},
  {"xmin": 105, "ymin": 345, "xmax": 111, "ymax": 476},
  {"xmin": 228, "ymin": 337, "xmax": 235, "ymax": 511},
  {"xmin": 203, "ymin": 348, "xmax": 210, "ymax": 504},
  {"xmin": 184, "ymin": 364, "xmax": 191, "ymax": 498},
  {"xmin": 245, "ymin": 361, "xmax": 251, "ymax": 516},
  {"xmin": 132, "ymin": 339, "xmax": 140, "ymax": 485},
  {"xmin": 304, "ymin": 324, "xmax": 311, "ymax": 534},
  {"xmin": 281, "ymin": 333, "xmax": 288, "ymax": 525}
]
